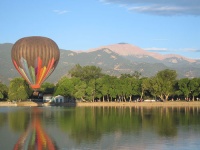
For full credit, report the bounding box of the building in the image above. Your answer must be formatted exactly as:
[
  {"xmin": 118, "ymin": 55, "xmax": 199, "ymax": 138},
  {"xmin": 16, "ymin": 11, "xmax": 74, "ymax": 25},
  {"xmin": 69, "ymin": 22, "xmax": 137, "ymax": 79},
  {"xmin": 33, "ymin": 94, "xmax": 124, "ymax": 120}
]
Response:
[
  {"xmin": 43, "ymin": 94, "xmax": 73, "ymax": 103},
  {"xmin": 43, "ymin": 94, "xmax": 53, "ymax": 103},
  {"xmin": 52, "ymin": 95, "xmax": 65, "ymax": 103}
]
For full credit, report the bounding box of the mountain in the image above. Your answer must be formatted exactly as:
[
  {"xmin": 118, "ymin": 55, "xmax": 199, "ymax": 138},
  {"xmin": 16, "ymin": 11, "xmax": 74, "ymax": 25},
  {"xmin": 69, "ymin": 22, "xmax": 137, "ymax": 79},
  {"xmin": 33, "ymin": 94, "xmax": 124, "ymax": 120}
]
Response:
[
  {"xmin": 88, "ymin": 43, "xmax": 196, "ymax": 62},
  {"xmin": 0, "ymin": 43, "xmax": 19, "ymax": 83},
  {"xmin": 0, "ymin": 43, "xmax": 200, "ymax": 85},
  {"xmin": 86, "ymin": 43, "xmax": 200, "ymax": 77}
]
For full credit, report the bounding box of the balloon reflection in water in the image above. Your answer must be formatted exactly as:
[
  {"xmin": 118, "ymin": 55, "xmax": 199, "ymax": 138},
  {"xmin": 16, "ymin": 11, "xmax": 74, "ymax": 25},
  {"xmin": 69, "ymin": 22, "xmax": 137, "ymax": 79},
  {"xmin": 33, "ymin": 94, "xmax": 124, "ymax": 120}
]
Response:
[{"xmin": 13, "ymin": 108, "xmax": 57, "ymax": 150}]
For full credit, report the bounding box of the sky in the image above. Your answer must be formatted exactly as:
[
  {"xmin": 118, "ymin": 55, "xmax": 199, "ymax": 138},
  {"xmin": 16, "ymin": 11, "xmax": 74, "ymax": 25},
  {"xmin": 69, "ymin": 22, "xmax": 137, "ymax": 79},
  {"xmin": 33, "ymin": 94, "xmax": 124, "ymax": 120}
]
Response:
[{"xmin": 0, "ymin": 0, "xmax": 200, "ymax": 59}]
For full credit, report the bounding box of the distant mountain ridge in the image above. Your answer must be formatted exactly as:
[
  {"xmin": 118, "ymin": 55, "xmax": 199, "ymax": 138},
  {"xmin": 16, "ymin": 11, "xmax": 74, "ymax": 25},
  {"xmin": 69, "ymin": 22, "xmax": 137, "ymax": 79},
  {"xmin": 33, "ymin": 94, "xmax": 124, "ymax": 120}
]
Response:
[
  {"xmin": 87, "ymin": 43, "xmax": 196, "ymax": 63},
  {"xmin": 0, "ymin": 43, "xmax": 200, "ymax": 85}
]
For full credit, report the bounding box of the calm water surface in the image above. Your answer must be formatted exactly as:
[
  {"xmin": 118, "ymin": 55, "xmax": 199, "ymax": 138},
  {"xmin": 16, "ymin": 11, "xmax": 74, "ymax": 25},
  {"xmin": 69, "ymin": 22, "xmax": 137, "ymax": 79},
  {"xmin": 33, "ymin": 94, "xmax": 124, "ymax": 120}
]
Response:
[{"xmin": 0, "ymin": 106, "xmax": 200, "ymax": 150}]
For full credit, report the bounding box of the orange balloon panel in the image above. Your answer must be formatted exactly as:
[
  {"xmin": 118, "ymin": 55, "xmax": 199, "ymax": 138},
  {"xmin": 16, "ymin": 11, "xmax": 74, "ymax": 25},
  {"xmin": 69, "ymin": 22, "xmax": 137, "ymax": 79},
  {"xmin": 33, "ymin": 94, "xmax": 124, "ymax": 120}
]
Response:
[{"xmin": 11, "ymin": 36, "xmax": 60, "ymax": 90}]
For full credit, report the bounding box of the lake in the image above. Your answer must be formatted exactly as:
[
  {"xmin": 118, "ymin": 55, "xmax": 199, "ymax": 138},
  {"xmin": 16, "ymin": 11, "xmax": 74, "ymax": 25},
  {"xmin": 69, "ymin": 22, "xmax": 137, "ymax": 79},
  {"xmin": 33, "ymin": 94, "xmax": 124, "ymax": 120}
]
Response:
[{"xmin": 0, "ymin": 106, "xmax": 200, "ymax": 150}]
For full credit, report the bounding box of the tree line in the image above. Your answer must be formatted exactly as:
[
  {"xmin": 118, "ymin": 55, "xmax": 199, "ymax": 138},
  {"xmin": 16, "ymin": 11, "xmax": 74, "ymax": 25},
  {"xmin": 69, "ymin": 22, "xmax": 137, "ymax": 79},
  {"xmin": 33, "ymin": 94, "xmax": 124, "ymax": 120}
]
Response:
[{"xmin": 1, "ymin": 64, "xmax": 200, "ymax": 102}]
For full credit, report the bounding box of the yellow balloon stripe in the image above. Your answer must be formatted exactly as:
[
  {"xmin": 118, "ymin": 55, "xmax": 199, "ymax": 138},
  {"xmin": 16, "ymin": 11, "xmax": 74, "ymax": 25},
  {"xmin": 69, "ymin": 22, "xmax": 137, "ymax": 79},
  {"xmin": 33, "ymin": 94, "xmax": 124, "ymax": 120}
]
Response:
[
  {"xmin": 40, "ymin": 58, "xmax": 55, "ymax": 84},
  {"xmin": 38, "ymin": 67, "xmax": 47, "ymax": 85}
]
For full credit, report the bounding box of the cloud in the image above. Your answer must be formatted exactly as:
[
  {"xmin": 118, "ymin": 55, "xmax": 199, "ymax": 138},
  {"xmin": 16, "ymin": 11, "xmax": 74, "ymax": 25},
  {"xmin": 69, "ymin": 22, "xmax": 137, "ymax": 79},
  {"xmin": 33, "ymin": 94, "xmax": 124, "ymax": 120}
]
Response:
[
  {"xmin": 100, "ymin": 0, "xmax": 200, "ymax": 16},
  {"xmin": 53, "ymin": 10, "xmax": 69, "ymax": 15},
  {"xmin": 182, "ymin": 48, "xmax": 200, "ymax": 52},
  {"xmin": 144, "ymin": 47, "xmax": 168, "ymax": 52}
]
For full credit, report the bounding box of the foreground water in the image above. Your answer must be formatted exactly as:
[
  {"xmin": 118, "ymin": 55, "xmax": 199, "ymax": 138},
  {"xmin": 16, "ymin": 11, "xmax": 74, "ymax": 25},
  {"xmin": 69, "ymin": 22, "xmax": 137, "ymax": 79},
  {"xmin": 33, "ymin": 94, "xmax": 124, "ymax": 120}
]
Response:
[{"xmin": 0, "ymin": 106, "xmax": 200, "ymax": 150}]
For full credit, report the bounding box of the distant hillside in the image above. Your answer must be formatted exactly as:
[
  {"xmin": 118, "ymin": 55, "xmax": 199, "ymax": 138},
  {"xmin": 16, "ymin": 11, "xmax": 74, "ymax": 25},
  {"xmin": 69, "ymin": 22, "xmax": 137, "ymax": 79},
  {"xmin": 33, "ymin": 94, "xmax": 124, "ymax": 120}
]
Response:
[
  {"xmin": 0, "ymin": 43, "xmax": 20, "ymax": 84},
  {"xmin": 0, "ymin": 43, "xmax": 200, "ymax": 85}
]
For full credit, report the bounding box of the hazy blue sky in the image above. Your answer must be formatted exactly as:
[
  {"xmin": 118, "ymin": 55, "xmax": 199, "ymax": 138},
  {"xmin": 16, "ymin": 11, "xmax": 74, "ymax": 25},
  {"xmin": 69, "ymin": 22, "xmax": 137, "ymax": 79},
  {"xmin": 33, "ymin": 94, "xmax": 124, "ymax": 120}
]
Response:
[{"xmin": 0, "ymin": 0, "xmax": 200, "ymax": 59}]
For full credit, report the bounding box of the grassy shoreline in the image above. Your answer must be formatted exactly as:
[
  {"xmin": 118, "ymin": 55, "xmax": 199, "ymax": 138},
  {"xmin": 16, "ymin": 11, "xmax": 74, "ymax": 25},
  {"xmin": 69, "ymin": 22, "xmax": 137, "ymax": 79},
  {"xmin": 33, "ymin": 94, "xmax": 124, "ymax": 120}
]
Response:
[{"xmin": 1, "ymin": 101, "xmax": 200, "ymax": 107}]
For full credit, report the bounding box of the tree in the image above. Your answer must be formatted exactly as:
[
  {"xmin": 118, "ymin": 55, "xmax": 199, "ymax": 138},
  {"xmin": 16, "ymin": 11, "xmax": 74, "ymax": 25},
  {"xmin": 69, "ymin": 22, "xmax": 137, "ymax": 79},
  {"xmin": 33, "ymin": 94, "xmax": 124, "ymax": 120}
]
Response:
[
  {"xmin": 118, "ymin": 77, "xmax": 127, "ymax": 102},
  {"xmin": 120, "ymin": 72, "xmax": 141, "ymax": 79},
  {"xmin": 123, "ymin": 77, "xmax": 134, "ymax": 101},
  {"xmin": 139, "ymin": 78, "xmax": 150, "ymax": 99},
  {"xmin": 0, "ymin": 82, "xmax": 8, "ymax": 100},
  {"xmin": 74, "ymin": 80, "xmax": 87, "ymax": 101},
  {"xmin": 118, "ymin": 77, "xmax": 139, "ymax": 102},
  {"xmin": 188, "ymin": 78, "xmax": 199, "ymax": 101},
  {"xmin": 8, "ymin": 78, "xmax": 32, "ymax": 101},
  {"xmin": 86, "ymin": 79, "xmax": 96, "ymax": 102},
  {"xmin": 174, "ymin": 80, "xmax": 182, "ymax": 100},
  {"xmin": 54, "ymin": 77, "xmax": 74, "ymax": 97},
  {"xmin": 132, "ymin": 71, "xmax": 142, "ymax": 79},
  {"xmin": 131, "ymin": 78, "xmax": 141, "ymax": 99},
  {"xmin": 0, "ymin": 93, "xmax": 3, "ymax": 100},
  {"xmin": 177, "ymin": 78, "xmax": 190, "ymax": 100},
  {"xmin": 95, "ymin": 75, "xmax": 110, "ymax": 102},
  {"xmin": 149, "ymin": 69, "xmax": 177, "ymax": 101},
  {"xmin": 40, "ymin": 82, "xmax": 55, "ymax": 94},
  {"xmin": 120, "ymin": 73, "xmax": 132, "ymax": 79},
  {"xmin": 95, "ymin": 78, "xmax": 104, "ymax": 101},
  {"xmin": 148, "ymin": 77, "xmax": 163, "ymax": 100},
  {"xmin": 68, "ymin": 64, "xmax": 83, "ymax": 78},
  {"xmin": 108, "ymin": 76, "xmax": 119, "ymax": 102},
  {"xmin": 17, "ymin": 86, "xmax": 29, "ymax": 100},
  {"xmin": 69, "ymin": 64, "xmax": 103, "ymax": 82}
]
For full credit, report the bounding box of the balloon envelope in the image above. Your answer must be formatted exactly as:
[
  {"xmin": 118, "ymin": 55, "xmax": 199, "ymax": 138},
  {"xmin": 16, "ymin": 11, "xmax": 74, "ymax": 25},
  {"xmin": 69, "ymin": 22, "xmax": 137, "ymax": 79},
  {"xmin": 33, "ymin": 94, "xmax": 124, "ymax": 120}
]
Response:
[{"xmin": 11, "ymin": 36, "xmax": 60, "ymax": 90}]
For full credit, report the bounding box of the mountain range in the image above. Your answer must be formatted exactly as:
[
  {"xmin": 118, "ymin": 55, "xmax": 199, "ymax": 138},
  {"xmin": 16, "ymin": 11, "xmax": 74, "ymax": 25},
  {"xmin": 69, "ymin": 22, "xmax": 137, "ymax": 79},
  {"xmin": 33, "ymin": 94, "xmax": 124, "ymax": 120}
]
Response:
[{"xmin": 0, "ymin": 43, "xmax": 200, "ymax": 85}]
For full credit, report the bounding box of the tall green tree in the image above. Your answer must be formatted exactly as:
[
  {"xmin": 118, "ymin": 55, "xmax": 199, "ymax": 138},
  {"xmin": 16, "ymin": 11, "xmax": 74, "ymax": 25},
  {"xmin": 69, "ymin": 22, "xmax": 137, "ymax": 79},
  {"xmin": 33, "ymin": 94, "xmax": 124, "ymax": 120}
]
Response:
[
  {"xmin": 118, "ymin": 77, "xmax": 127, "ymax": 101},
  {"xmin": 141, "ymin": 77, "xmax": 152, "ymax": 99},
  {"xmin": 85, "ymin": 79, "xmax": 96, "ymax": 102},
  {"xmin": 68, "ymin": 64, "xmax": 83, "ymax": 78},
  {"xmin": 69, "ymin": 64, "xmax": 103, "ymax": 82},
  {"xmin": 8, "ymin": 78, "xmax": 32, "ymax": 101},
  {"xmin": 188, "ymin": 78, "xmax": 199, "ymax": 101},
  {"xmin": 40, "ymin": 82, "xmax": 55, "ymax": 94},
  {"xmin": 54, "ymin": 77, "xmax": 75, "ymax": 97},
  {"xmin": 177, "ymin": 78, "xmax": 190, "ymax": 100},
  {"xmin": 118, "ymin": 77, "xmax": 140, "ymax": 102},
  {"xmin": 131, "ymin": 78, "xmax": 141, "ymax": 99},
  {"xmin": 124, "ymin": 77, "xmax": 135, "ymax": 101},
  {"xmin": 95, "ymin": 78, "xmax": 104, "ymax": 101},
  {"xmin": 74, "ymin": 80, "xmax": 87, "ymax": 101},
  {"xmin": 0, "ymin": 82, "xmax": 8, "ymax": 100},
  {"xmin": 95, "ymin": 75, "xmax": 111, "ymax": 102},
  {"xmin": 149, "ymin": 69, "xmax": 177, "ymax": 101},
  {"xmin": 174, "ymin": 80, "xmax": 182, "ymax": 100},
  {"xmin": 109, "ymin": 76, "xmax": 119, "ymax": 102}
]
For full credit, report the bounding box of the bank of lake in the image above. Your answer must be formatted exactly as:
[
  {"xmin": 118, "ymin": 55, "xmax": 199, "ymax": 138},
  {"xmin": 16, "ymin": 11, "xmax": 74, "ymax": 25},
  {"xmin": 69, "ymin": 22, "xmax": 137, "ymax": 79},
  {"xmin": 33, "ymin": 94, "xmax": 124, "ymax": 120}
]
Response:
[{"xmin": 1, "ymin": 101, "xmax": 200, "ymax": 107}]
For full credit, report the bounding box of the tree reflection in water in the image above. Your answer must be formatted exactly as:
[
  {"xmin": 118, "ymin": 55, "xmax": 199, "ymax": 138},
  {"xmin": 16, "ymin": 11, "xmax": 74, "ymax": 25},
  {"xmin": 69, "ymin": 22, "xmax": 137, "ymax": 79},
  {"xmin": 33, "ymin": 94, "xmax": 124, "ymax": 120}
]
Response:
[
  {"xmin": 13, "ymin": 108, "xmax": 57, "ymax": 150},
  {"xmin": 6, "ymin": 106, "xmax": 200, "ymax": 148},
  {"xmin": 57, "ymin": 106, "xmax": 200, "ymax": 143}
]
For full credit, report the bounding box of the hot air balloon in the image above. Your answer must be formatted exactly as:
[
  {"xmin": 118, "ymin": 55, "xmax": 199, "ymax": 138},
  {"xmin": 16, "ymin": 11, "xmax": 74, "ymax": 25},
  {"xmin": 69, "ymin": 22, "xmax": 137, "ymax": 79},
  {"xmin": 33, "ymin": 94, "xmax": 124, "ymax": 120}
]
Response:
[{"xmin": 11, "ymin": 36, "xmax": 60, "ymax": 90}]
